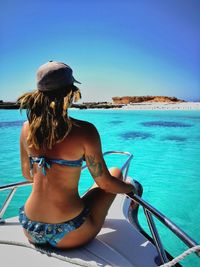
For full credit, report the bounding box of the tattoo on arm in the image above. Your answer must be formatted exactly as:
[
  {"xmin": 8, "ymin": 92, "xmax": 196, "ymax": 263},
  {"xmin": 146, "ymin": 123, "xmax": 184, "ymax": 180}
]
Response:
[{"xmin": 86, "ymin": 155, "xmax": 103, "ymax": 178}]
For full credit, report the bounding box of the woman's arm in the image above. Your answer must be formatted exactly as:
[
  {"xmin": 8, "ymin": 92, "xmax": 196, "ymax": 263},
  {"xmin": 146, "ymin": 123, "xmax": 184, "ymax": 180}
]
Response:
[
  {"xmin": 84, "ymin": 123, "xmax": 134, "ymax": 194},
  {"xmin": 20, "ymin": 123, "xmax": 33, "ymax": 181}
]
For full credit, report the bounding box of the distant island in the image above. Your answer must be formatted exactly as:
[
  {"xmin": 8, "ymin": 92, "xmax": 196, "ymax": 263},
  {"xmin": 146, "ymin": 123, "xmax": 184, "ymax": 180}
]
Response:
[
  {"xmin": 0, "ymin": 100, "xmax": 20, "ymax": 109},
  {"xmin": 112, "ymin": 96, "xmax": 184, "ymax": 104},
  {"xmin": 0, "ymin": 96, "xmax": 199, "ymax": 110},
  {"xmin": 0, "ymin": 100, "xmax": 122, "ymax": 109}
]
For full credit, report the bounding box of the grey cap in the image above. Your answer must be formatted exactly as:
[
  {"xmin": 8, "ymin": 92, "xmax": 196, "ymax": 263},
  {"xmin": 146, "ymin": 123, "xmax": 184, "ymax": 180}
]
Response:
[{"xmin": 36, "ymin": 61, "xmax": 81, "ymax": 92}]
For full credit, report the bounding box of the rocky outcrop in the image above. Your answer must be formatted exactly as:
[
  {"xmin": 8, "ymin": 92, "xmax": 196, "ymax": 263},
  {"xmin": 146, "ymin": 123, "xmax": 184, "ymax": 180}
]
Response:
[
  {"xmin": 0, "ymin": 97, "xmax": 185, "ymax": 109},
  {"xmin": 112, "ymin": 96, "xmax": 184, "ymax": 104},
  {"xmin": 0, "ymin": 102, "xmax": 20, "ymax": 109},
  {"xmin": 0, "ymin": 101, "xmax": 123, "ymax": 109},
  {"xmin": 72, "ymin": 103, "xmax": 123, "ymax": 109}
]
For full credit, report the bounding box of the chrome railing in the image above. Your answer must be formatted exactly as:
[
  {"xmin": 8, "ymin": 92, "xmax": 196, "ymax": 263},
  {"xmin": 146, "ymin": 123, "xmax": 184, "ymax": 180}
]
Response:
[
  {"xmin": 0, "ymin": 150, "xmax": 199, "ymax": 266},
  {"xmin": 126, "ymin": 192, "xmax": 200, "ymax": 265},
  {"xmin": 0, "ymin": 151, "xmax": 133, "ymax": 223},
  {"xmin": 0, "ymin": 181, "xmax": 32, "ymax": 223}
]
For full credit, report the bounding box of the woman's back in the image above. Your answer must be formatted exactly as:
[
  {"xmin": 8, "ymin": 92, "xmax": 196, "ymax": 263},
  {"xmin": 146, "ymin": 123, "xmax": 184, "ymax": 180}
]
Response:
[{"xmin": 22, "ymin": 118, "xmax": 93, "ymax": 223}]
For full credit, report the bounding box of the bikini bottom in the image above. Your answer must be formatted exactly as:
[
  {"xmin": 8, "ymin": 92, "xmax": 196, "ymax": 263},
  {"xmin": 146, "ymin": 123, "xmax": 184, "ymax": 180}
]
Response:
[{"xmin": 18, "ymin": 205, "xmax": 90, "ymax": 247}]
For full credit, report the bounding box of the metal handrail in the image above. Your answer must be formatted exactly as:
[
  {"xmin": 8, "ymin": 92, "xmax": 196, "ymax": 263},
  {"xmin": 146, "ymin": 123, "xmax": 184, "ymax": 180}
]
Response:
[
  {"xmin": 126, "ymin": 191, "xmax": 200, "ymax": 264},
  {"xmin": 0, "ymin": 151, "xmax": 133, "ymax": 222},
  {"xmin": 0, "ymin": 181, "xmax": 32, "ymax": 191},
  {"xmin": 144, "ymin": 208, "xmax": 169, "ymax": 264},
  {"xmin": 0, "ymin": 150, "xmax": 199, "ymax": 265},
  {"xmin": 127, "ymin": 192, "xmax": 199, "ymax": 249}
]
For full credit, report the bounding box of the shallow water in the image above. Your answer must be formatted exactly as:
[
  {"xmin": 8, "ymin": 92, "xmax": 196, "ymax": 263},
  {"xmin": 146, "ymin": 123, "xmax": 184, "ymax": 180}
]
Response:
[{"xmin": 0, "ymin": 109, "xmax": 200, "ymax": 267}]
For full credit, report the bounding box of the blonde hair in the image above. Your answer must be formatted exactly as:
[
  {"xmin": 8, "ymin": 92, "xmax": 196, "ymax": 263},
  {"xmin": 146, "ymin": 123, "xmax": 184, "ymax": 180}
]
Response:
[{"xmin": 18, "ymin": 85, "xmax": 81, "ymax": 150}]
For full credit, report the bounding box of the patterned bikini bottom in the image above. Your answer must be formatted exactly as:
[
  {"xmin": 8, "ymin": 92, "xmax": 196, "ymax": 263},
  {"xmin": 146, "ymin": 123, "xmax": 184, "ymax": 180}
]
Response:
[{"xmin": 18, "ymin": 205, "xmax": 90, "ymax": 247}]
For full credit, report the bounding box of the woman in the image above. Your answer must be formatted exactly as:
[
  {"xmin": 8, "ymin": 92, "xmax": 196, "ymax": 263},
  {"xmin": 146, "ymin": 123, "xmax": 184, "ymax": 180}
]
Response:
[{"xmin": 18, "ymin": 61, "xmax": 135, "ymax": 249}]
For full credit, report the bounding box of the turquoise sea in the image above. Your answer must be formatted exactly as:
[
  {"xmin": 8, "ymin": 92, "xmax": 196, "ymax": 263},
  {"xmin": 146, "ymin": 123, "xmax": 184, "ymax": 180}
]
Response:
[{"xmin": 0, "ymin": 109, "xmax": 200, "ymax": 267}]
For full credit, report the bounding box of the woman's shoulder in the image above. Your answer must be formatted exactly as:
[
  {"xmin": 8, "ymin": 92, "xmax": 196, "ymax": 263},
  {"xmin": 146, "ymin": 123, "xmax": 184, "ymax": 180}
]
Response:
[
  {"xmin": 70, "ymin": 118, "xmax": 99, "ymax": 140},
  {"xmin": 20, "ymin": 120, "xmax": 29, "ymax": 135},
  {"xmin": 71, "ymin": 118, "xmax": 97, "ymax": 131}
]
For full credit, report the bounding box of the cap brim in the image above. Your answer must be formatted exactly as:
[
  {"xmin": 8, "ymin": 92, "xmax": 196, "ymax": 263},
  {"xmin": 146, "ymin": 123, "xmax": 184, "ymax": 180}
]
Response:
[{"xmin": 73, "ymin": 77, "xmax": 81, "ymax": 84}]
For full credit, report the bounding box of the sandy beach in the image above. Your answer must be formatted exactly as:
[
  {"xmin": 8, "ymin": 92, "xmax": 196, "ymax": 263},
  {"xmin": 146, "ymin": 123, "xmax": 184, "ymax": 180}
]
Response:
[{"xmin": 120, "ymin": 102, "xmax": 200, "ymax": 110}]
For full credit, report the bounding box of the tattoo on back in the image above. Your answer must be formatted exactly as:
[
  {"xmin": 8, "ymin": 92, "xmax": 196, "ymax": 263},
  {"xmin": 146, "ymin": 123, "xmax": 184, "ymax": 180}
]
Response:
[{"xmin": 86, "ymin": 155, "xmax": 103, "ymax": 178}]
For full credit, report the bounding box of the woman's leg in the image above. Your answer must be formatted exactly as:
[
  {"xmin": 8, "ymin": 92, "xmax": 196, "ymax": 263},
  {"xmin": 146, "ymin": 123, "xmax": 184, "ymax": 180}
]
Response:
[
  {"xmin": 81, "ymin": 167, "xmax": 123, "ymax": 228},
  {"xmin": 56, "ymin": 167, "xmax": 123, "ymax": 249}
]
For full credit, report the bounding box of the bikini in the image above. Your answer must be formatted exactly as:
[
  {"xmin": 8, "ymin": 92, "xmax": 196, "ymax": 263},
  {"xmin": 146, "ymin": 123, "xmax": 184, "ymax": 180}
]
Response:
[{"xmin": 18, "ymin": 155, "xmax": 90, "ymax": 247}]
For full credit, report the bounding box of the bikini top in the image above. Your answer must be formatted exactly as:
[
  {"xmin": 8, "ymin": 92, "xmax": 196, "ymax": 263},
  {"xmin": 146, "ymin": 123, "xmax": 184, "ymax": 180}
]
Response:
[{"xmin": 29, "ymin": 155, "xmax": 83, "ymax": 177}]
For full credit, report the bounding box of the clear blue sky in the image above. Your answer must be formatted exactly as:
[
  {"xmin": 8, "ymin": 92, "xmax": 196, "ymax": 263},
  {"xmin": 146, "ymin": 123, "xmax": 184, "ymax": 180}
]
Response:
[{"xmin": 0, "ymin": 0, "xmax": 200, "ymax": 102}]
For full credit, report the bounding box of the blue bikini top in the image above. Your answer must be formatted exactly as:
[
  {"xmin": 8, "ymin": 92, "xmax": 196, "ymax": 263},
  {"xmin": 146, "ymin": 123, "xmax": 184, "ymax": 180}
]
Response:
[{"xmin": 29, "ymin": 155, "xmax": 83, "ymax": 177}]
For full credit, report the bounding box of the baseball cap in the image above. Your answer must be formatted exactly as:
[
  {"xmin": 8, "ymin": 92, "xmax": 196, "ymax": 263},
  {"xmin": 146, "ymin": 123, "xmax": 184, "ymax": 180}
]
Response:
[{"xmin": 36, "ymin": 61, "xmax": 81, "ymax": 92}]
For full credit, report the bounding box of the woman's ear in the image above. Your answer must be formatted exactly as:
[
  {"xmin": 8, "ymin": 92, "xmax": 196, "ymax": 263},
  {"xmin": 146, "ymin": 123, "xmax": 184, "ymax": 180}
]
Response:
[{"xmin": 73, "ymin": 89, "xmax": 81, "ymax": 102}]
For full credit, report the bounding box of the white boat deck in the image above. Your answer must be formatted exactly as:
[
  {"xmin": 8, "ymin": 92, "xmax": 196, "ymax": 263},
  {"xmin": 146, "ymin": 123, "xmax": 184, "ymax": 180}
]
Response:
[{"xmin": 0, "ymin": 194, "xmax": 159, "ymax": 267}]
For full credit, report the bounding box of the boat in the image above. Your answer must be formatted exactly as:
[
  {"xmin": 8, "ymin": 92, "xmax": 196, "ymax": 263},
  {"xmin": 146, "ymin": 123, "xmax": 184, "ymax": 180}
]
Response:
[{"xmin": 0, "ymin": 151, "xmax": 199, "ymax": 267}]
